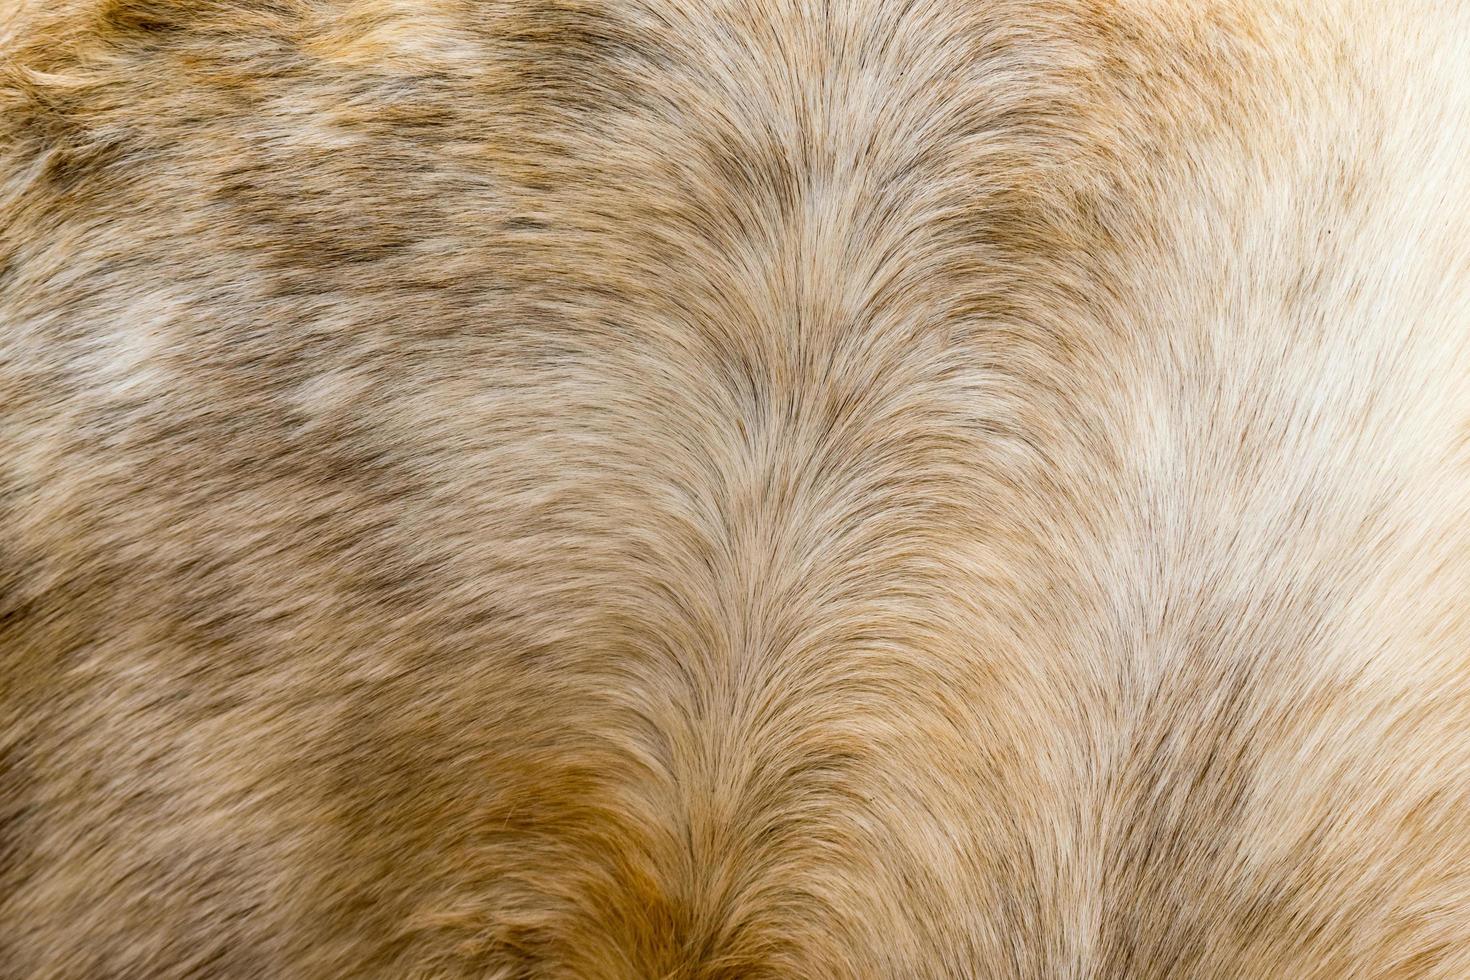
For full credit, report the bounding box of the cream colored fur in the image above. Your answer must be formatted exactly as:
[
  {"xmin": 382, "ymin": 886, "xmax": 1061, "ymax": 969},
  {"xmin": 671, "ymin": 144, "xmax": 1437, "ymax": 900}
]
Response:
[{"xmin": 3, "ymin": 1, "xmax": 1470, "ymax": 976}]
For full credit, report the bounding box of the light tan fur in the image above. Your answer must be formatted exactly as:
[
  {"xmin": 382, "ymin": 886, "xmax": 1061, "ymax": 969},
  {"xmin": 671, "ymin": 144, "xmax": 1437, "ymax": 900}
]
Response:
[{"xmin": 3, "ymin": 1, "xmax": 1470, "ymax": 976}]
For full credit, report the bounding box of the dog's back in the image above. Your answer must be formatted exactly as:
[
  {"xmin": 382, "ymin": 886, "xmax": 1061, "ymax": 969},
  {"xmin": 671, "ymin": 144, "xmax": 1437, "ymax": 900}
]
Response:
[{"xmin": 4, "ymin": 1, "xmax": 1470, "ymax": 976}]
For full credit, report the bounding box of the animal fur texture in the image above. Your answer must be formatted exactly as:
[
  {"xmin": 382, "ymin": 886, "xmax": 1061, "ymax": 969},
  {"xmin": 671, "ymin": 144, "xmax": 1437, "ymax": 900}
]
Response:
[{"xmin": 3, "ymin": 0, "xmax": 1470, "ymax": 976}]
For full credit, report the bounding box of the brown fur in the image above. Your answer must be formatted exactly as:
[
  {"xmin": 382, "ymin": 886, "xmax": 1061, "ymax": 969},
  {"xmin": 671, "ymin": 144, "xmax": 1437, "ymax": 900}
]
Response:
[{"xmin": 4, "ymin": 1, "xmax": 1470, "ymax": 976}]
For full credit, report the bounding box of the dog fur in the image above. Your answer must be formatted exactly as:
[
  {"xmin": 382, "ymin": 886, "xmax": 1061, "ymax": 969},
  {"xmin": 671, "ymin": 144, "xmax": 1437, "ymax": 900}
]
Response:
[{"xmin": 4, "ymin": 0, "xmax": 1470, "ymax": 976}]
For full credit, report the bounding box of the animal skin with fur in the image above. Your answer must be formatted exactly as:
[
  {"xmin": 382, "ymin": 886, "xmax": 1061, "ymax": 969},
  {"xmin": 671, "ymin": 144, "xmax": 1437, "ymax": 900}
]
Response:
[{"xmin": 3, "ymin": 0, "xmax": 1470, "ymax": 977}]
